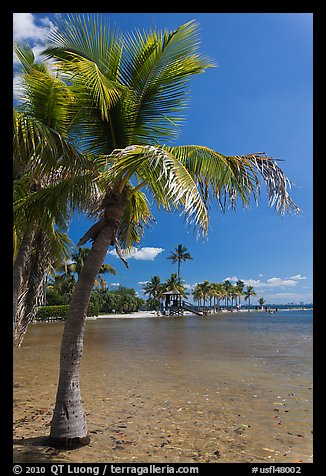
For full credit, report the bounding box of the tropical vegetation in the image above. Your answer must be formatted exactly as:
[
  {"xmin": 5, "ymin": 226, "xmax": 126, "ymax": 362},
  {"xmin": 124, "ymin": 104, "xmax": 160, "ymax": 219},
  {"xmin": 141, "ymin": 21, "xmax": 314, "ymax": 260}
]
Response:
[
  {"xmin": 192, "ymin": 280, "xmax": 258, "ymax": 310},
  {"xmin": 13, "ymin": 14, "xmax": 299, "ymax": 447}
]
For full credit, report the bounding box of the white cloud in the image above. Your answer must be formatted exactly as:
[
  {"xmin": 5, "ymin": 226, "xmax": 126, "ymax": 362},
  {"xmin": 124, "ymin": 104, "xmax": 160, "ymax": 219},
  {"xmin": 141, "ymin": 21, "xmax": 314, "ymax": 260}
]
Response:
[
  {"xmin": 289, "ymin": 274, "xmax": 307, "ymax": 281},
  {"xmin": 109, "ymin": 247, "xmax": 165, "ymax": 261},
  {"xmin": 184, "ymin": 283, "xmax": 198, "ymax": 291},
  {"xmin": 110, "ymin": 283, "xmax": 120, "ymax": 287},
  {"xmin": 224, "ymin": 275, "xmax": 308, "ymax": 290},
  {"xmin": 264, "ymin": 277, "xmax": 297, "ymax": 288},
  {"xmin": 13, "ymin": 13, "xmax": 53, "ymax": 42},
  {"xmin": 243, "ymin": 278, "xmax": 262, "ymax": 287},
  {"xmin": 247, "ymin": 277, "xmax": 297, "ymax": 289},
  {"xmin": 138, "ymin": 281, "xmax": 150, "ymax": 285},
  {"xmin": 224, "ymin": 276, "xmax": 239, "ymax": 282}
]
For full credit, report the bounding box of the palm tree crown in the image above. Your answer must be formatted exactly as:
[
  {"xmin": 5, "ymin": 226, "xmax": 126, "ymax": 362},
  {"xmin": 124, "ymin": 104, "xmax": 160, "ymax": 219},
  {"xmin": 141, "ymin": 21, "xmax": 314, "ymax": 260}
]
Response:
[
  {"xmin": 142, "ymin": 276, "xmax": 162, "ymax": 299},
  {"xmin": 244, "ymin": 285, "xmax": 257, "ymax": 309},
  {"xmin": 167, "ymin": 244, "xmax": 193, "ymax": 279}
]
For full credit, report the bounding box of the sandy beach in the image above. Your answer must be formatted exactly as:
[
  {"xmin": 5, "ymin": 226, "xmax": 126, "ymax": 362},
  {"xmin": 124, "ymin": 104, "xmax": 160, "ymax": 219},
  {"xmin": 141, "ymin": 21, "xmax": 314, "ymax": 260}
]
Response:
[
  {"xmin": 14, "ymin": 312, "xmax": 312, "ymax": 464},
  {"xmin": 87, "ymin": 310, "xmax": 161, "ymax": 320}
]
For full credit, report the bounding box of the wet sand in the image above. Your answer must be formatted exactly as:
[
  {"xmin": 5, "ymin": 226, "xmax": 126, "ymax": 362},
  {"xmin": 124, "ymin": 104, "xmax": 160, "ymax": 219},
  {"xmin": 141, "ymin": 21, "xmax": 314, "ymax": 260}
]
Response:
[{"xmin": 13, "ymin": 313, "xmax": 313, "ymax": 463}]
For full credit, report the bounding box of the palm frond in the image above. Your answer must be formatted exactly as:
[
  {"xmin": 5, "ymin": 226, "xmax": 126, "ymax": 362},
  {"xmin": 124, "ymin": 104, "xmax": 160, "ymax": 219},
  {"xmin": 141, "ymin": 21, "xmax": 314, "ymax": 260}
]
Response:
[
  {"xmin": 43, "ymin": 13, "xmax": 124, "ymax": 122},
  {"xmin": 101, "ymin": 145, "xmax": 209, "ymax": 235},
  {"xmin": 165, "ymin": 146, "xmax": 300, "ymax": 215},
  {"xmin": 14, "ymin": 109, "xmax": 94, "ymax": 179},
  {"xmin": 14, "ymin": 172, "xmax": 101, "ymax": 233},
  {"xmin": 117, "ymin": 186, "xmax": 154, "ymax": 250},
  {"xmin": 44, "ymin": 13, "xmax": 122, "ymax": 79},
  {"xmin": 14, "ymin": 43, "xmax": 48, "ymax": 74},
  {"xmin": 120, "ymin": 21, "xmax": 215, "ymax": 143},
  {"xmin": 52, "ymin": 52, "xmax": 125, "ymax": 122},
  {"xmin": 16, "ymin": 66, "xmax": 76, "ymax": 134}
]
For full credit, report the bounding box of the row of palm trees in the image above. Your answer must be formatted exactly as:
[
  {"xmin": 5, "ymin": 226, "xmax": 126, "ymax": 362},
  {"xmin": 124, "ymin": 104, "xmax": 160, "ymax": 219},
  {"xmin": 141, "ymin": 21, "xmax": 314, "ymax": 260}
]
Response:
[
  {"xmin": 13, "ymin": 14, "xmax": 299, "ymax": 447},
  {"xmin": 143, "ymin": 275, "xmax": 258, "ymax": 310},
  {"xmin": 193, "ymin": 280, "xmax": 257, "ymax": 310}
]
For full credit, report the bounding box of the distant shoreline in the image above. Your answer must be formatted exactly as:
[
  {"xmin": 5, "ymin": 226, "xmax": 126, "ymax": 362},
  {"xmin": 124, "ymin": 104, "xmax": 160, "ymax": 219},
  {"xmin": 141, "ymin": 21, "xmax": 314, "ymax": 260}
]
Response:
[{"xmin": 86, "ymin": 307, "xmax": 313, "ymax": 320}]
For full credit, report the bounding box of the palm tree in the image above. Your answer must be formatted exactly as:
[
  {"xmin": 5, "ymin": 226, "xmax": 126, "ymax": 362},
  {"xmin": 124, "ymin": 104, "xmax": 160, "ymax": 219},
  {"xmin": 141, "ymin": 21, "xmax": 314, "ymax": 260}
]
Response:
[
  {"xmin": 223, "ymin": 280, "xmax": 233, "ymax": 309},
  {"xmin": 244, "ymin": 286, "xmax": 257, "ymax": 310},
  {"xmin": 164, "ymin": 273, "xmax": 186, "ymax": 296},
  {"xmin": 193, "ymin": 284, "xmax": 203, "ymax": 308},
  {"xmin": 142, "ymin": 276, "xmax": 162, "ymax": 300},
  {"xmin": 211, "ymin": 283, "xmax": 224, "ymax": 310},
  {"xmin": 13, "ymin": 44, "xmax": 95, "ymax": 343},
  {"xmin": 70, "ymin": 247, "xmax": 116, "ymax": 280},
  {"xmin": 235, "ymin": 280, "xmax": 245, "ymax": 307},
  {"xmin": 29, "ymin": 14, "xmax": 299, "ymax": 447},
  {"xmin": 258, "ymin": 297, "xmax": 266, "ymax": 309},
  {"xmin": 167, "ymin": 244, "xmax": 192, "ymax": 279},
  {"xmin": 197, "ymin": 281, "xmax": 211, "ymax": 309}
]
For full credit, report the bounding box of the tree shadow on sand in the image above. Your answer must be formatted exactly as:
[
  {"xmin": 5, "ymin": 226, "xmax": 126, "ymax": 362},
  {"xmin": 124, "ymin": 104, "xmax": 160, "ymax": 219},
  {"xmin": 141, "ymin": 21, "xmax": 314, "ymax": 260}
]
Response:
[{"xmin": 13, "ymin": 436, "xmax": 68, "ymax": 463}]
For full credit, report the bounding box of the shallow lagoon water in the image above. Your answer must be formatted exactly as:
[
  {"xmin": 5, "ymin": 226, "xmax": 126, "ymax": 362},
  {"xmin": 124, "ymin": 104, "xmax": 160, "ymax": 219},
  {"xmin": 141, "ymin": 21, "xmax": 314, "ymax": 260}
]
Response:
[{"xmin": 13, "ymin": 310, "xmax": 313, "ymax": 463}]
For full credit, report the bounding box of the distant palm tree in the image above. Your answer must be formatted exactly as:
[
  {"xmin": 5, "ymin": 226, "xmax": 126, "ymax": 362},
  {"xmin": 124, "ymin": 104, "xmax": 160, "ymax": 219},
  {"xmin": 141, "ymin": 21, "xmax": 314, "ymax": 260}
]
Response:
[
  {"xmin": 244, "ymin": 286, "xmax": 257, "ymax": 310},
  {"xmin": 236, "ymin": 280, "xmax": 245, "ymax": 307},
  {"xmin": 164, "ymin": 273, "xmax": 187, "ymax": 296},
  {"xmin": 193, "ymin": 285, "xmax": 203, "ymax": 308},
  {"xmin": 223, "ymin": 280, "xmax": 233, "ymax": 309},
  {"xmin": 195, "ymin": 281, "xmax": 211, "ymax": 309},
  {"xmin": 167, "ymin": 244, "xmax": 192, "ymax": 279},
  {"xmin": 70, "ymin": 247, "xmax": 116, "ymax": 280},
  {"xmin": 143, "ymin": 276, "xmax": 163, "ymax": 299},
  {"xmin": 258, "ymin": 297, "xmax": 266, "ymax": 309},
  {"xmin": 212, "ymin": 283, "xmax": 224, "ymax": 310}
]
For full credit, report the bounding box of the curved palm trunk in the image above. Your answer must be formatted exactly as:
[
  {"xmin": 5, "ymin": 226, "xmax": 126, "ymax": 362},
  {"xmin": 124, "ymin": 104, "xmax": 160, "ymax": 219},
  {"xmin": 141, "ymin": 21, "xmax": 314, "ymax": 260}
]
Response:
[
  {"xmin": 13, "ymin": 231, "xmax": 33, "ymax": 332},
  {"xmin": 50, "ymin": 197, "xmax": 125, "ymax": 447},
  {"xmin": 15, "ymin": 231, "xmax": 48, "ymax": 347}
]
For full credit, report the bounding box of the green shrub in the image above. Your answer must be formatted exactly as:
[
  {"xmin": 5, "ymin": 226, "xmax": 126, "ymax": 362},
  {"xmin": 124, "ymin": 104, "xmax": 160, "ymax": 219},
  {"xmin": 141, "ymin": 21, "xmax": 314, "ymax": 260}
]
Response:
[{"xmin": 35, "ymin": 304, "xmax": 99, "ymax": 321}]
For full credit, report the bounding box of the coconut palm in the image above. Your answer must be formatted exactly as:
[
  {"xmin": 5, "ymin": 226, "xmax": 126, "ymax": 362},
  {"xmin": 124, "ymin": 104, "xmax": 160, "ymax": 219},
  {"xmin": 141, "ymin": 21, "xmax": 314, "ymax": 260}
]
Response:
[
  {"xmin": 13, "ymin": 44, "xmax": 96, "ymax": 342},
  {"xmin": 211, "ymin": 282, "xmax": 224, "ymax": 310},
  {"xmin": 223, "ymin": 280, "xmax": 233, "ymax": 309},
  {"xmin": 142, "ymin": 276, "xmax": 163, "ymax": 300},
  {"xmin": 235, "ymin": 279, "xmax": 245, "ymax": 307},
  {"xmin": 167, "ymin": 244, "xmax": 192, "ymax": 279},
  {"xmin": 244, "ymin": 285, "xmax": 257, "ymax": 310},
  {"xmin": 196, "ymin": 281, "xmax": 211, "ymax": 309},
  {"xmin": 164, "ymin": 273, "xmax": 186, "ymax": 296},
  {"xmin": 193, "ymin": 284, "xmax": 203, "ymax": 308},
  {"xmin": 258, "ymin": 297, "xmax": 266, "ymax": 309},
  {"xmin": 28, "ymin": 14, "xmax": 300, "ymax": 447},
  {"xmin": 69, "ymin": 247, "xmax": 116, "ymax": 279}
]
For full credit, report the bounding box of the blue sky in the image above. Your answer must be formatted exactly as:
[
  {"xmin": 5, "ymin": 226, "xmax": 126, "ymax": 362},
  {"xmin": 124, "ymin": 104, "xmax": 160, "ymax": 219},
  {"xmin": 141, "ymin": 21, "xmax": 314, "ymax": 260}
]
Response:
[{"xmin": 13, "ymin": 13, "xmax": 313, "ymax": 304}]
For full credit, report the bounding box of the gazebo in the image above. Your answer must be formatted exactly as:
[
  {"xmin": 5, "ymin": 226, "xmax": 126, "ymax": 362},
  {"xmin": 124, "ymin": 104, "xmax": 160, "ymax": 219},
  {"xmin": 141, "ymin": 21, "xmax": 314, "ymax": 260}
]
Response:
[{"xmin": 160, "ymin": 290, "xmax": 183, "ymax": 316}]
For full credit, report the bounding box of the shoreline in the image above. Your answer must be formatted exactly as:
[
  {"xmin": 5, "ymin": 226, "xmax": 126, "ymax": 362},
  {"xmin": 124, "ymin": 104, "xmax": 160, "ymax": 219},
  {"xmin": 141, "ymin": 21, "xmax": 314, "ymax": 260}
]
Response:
[{"xmin": 86, "ymin": 308, "xmax": 313, "ymax": 320}]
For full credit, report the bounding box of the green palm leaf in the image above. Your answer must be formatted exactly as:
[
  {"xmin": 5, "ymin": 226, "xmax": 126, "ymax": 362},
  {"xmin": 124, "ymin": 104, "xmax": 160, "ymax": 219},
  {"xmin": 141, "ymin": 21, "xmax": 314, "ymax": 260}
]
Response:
[
  {"xmin": 165, "ymin": 146, "xmax": 300, "ymax": 215},
  {"xmin": 120, "ymin": 20, "xmax": 215, "ymax": 143},
  {"xmin": 101, "ymin": 144, "xmax": 209, "ymax": 235},
  {"xmin": 14, "ymin": 110, "xmax": 95, "ymax": 183},
  {"xmin": 117, "ymin": 186, "xmax": 154, "ymax": 249},
  {"xmin": 43, "ymin": 14, "xmax": 124, "ymax": 122},
  {"xmin": 14, "ymin": 172, "xmax": 100, "ymax": 232}
]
